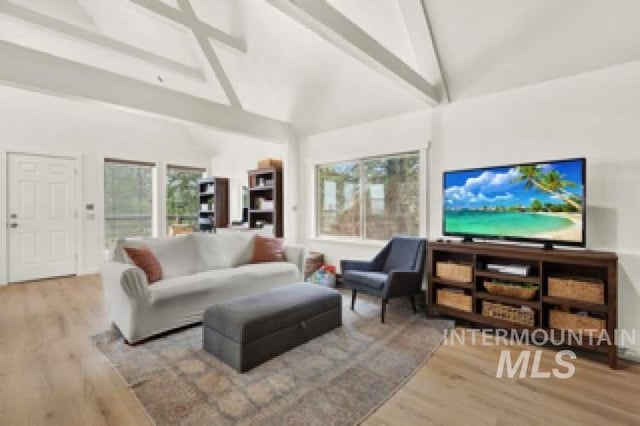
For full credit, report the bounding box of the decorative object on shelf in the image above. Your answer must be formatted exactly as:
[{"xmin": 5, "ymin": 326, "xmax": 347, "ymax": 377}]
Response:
[
  {"xmin": 258, "ymin": 158, "xmax": 283, "ymax": 170},
  {"xmin": 305, "ymin": 251, "xmax": 325, "ymax": 279},
  {"xmin": 248, "ymin": 167, "xmax": 283, "ymax": 237},
  {"xmin": 548, "ymin": 276, "xmax": 605, "ymax": 304},
  {"xmin": 436, "ymin": 288, "xmax": 472, "ymax": 312},
  {"xmin": 549, "ymin": 309, "xmax": 606, "ymax": 334},
  {"xmin": 482, "ymin": 301, "xmax": 535, "ymax": 326},
  {"xmin": 484, "ymin": 280, "xmax": 538, "ymax": 300},
  {"xmin": 307, "ymin": 264, "xmax": 337, "ymax": 287},
  {"xmin": 260, "ymin": 199, "xmax": 274, "ymax": 210},
  {"xmin": 436, "ymin": 261, "xmax": 473, "ymax": 283},
  {"xmin": 486, "ymin": 263, "xmax": 531, "ymax": 276}
]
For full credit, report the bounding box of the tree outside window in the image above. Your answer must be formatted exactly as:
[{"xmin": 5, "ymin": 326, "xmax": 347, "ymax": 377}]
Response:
[
  {"xmin": 316, "ymin": 152, "xmax": 420, "ymax": 241},
  {"xmin": 166, "ymin": 166, "xmax": 205, "ymax": 231}
]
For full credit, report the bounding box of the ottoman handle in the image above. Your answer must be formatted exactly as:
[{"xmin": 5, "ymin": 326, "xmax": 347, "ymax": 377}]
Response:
[{"xmin": 300, "ymin": 321, "xmax": 308, "ymax": 330}]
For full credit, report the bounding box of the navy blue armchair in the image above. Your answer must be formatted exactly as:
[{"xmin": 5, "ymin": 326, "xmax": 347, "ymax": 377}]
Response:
[{"xmin": 340, "ymin": 236, "xmax": 426, "ymax": 323}]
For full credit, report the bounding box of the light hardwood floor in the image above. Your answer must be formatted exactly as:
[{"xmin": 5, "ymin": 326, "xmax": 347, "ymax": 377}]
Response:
[{"xmin": 1, "ymin": 276, "xmax": 639, "ymax": 425}]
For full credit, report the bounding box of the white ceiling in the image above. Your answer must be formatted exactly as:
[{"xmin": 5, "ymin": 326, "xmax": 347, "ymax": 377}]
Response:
[
  {"xmin": 425, "ymin": 0, "xmax": 640, "ymax": 100},
  {"xmin": 0, "ymin": 0, "xmax": 638, "ymax": 139}
]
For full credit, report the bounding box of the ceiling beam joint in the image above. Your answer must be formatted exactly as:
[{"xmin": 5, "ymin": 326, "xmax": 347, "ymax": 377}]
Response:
[
  {"xmin": 267, "ymin": 0, "xmax": 439, "ymax": 105},
  {"xmin": 129, "ymin": 0, "xmax": 246, "ymax": 54},
  {"xmin": 0, "ymin": 0, "xmax": 204, "ymax": 80}
]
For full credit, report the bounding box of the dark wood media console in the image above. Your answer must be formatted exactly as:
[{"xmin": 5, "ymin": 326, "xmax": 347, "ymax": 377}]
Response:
[{"xmin": 426, "ymin": 241, "xmax": 618, "ymax": 368}]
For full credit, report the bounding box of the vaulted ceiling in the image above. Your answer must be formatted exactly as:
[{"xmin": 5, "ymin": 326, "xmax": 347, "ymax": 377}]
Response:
[{"xmin": 0, "ymin": 0, "xmax": 638, "ymax": 141}]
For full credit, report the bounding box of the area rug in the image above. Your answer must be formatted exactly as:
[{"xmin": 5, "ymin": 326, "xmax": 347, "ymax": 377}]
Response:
[{"xmin": 94, "ymin": 292, "xmax": 451, "ymax": 425}]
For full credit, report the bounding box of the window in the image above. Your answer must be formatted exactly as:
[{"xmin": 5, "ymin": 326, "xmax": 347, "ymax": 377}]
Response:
[
  {"xmin": 316, "ymin": 152, "xmax": 420, "ymax": 240},
  {"xmin": 104, "ymin": 159, "xmax": 154, "ymax": 247},
  {"xmin": 166, "ymin": 165, "xmax": 205, "ymax": 232},
  {"xmin": 317, "ymin": 161, "xmax": 361, "ymax": 237}
]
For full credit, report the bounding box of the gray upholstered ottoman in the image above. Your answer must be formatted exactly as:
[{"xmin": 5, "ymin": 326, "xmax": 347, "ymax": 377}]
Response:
[{"xmin": 203, "ymin": 283, "xmax": 342, "ymax": 372}]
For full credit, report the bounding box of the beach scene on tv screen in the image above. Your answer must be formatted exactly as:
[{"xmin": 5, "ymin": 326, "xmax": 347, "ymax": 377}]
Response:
[{"xmin": 444, "ymin": 159, "xmax": 584, "ymax": 242}]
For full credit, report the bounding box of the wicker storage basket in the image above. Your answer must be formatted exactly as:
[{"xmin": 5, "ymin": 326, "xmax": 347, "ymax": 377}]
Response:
[
  {"xmin": 305, "ymin": 252, "xmax": 325, "ymax": 279},
  {"xmin": 482, "ymin": 301, "xmax": 535, "ymax": 326},
  {"xmin": 549, "ymin": 310, "xmax": 606, "ymax": 333},
  {"xmin": 436, "ymin": 262, "xmax": 473, "ymax": 283},
  {"xmin": 484, "ymin": 280, "xmax": 538, "ymax": 300},
  {"xmin": 548, "ymin": 276, "xmax": 605, "ymax": 304},
  {"xmin": 437, "ymin": 289, "xmax": 472, "ymax": 312}
]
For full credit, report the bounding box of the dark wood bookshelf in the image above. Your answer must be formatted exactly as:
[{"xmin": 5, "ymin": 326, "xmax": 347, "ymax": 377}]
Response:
[
  {"xmin": 197, "ymin": 177, "xmax": 229, "ymax": 231},
  {"xmin": 248, "ymin": 168, "xmax": 283, "ymax": 237},
  {"xmin": 427, "ymin": 241, "xmax": 618, "ymax": 368}
]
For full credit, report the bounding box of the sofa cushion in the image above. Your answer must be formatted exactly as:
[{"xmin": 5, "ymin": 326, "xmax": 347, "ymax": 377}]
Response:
[
  {"xmin": 114, "ymin": 235, "xmax": 198, "ymax": 278},
  {"xmin": 383, "ymin": 237, "xmax": 422, "ymax": 273},
  {"xmin": 149, "ymin": 262, "xmax": 299, "ymax": 302},
  {"xmin": 251, "ymin": 235, "xmax": 284, "ymax": 263},
  {"xmin": 343, "ymin": 270, "xmax": 388, "ymax": 290},
  {"xmin": 124, "ymin": 246, "xmax": 163, "ymax": 284},
  {"xmin": 192, "ymin": 232, "xmax": 255, "ymax": 272}
]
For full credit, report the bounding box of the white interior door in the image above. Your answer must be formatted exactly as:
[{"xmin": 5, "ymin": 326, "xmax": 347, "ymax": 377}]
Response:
[{"xmin": 7, "ymin": 153, "xmax": 77, "ymax": 282}]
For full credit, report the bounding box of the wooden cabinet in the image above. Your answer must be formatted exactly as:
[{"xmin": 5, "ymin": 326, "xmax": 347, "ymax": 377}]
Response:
[
  {"xmin": 198, "ymin": 177, "xmax": 229, "ymax": 231},
  {"xmin": 248, "ymin": 168, "xmax": 283, "ymax": 238},
  {"xmin": 427, "ymin": 241, "xmax": 618, "ymax": 368}
]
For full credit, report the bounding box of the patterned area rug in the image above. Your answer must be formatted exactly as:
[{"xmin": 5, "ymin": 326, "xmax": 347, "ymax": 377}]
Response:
[{"xmin": 94, "ymin": 292, "xmax": 451, "ymax": 425}]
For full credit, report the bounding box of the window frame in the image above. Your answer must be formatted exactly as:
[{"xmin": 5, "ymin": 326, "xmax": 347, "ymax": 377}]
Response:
[
  {"xmin": 165, "ymin": 164, "xmax": 206, "ymax": 231},
  {"xmin": 315, "ymin": 151, "xmax": 420, "ymax": 242},
  {"xmin": 103, "ymin": 158, "xmax": 157, "ymax": 247}
]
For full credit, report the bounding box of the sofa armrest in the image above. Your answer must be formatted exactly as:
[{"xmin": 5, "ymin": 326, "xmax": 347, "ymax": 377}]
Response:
[
  {"xmin": 341, "ymin": 259, "xmax": 375, "ymax": 273},
  {"xmin": 283, "ymin": 244, "xmax": 307, "ymax": 280},
  {"xmin": 101, "ymin": 261, "xmax": 150, "ymax": 301}
]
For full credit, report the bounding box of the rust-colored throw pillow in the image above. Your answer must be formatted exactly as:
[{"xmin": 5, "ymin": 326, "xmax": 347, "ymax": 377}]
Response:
[
  {"xmin": 251, "ymin": 235, "xmax": 285, "ymax": 263},
  {"xmin": 124, "ymin": 246, "xmax": 163, "ymax": 284}
]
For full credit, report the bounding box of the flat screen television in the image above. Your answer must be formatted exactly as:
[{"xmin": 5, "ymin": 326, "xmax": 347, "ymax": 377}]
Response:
[{"xmin": 443, "ymin": 158, "xmax": 586, "ymax": 248}]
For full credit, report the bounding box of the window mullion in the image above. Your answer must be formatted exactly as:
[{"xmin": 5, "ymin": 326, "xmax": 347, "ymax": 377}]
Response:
[{"xmin": 360, "ymin": 159, "xmax": 365, "ymax": 240}]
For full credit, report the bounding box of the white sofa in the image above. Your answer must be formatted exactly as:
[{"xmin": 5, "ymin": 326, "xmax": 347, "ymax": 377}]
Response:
[{"xmin": 101, "ymin": 232, "xmax": 306, "ymax": 343}]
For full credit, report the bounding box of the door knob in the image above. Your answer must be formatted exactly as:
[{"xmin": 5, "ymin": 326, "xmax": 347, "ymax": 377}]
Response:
[
  {"xmin": 9, "ymin": 223, "xmax": 17, "ymax": 229},
  {"xmin": 10, "ymin": 213, "xmax": 17, "ymax": 219}
]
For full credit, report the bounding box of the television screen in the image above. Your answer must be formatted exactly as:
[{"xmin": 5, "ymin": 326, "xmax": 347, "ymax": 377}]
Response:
[{"xmin": 443, "ymin": 158, "xmax": 586, "ymax": 246}]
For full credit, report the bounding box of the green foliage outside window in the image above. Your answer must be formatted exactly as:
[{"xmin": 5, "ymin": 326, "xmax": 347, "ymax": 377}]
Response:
[
  {"xmin": 167, "ymin": 167, "xmax": 204, "ymax": 231},
  {"xmin": 316, "ymin": 152, "xmax": 420, "ymax": 240}
]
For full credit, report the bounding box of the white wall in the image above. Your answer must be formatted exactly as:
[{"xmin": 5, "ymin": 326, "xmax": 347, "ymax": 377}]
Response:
[
  {"xmin": 429, "ymin": 60, "xmax": 640, "ymax": 356},
  {"xmin": 299, "ymin": 109, "xmax": 432, "ymax": 266},
  {"xmin": 208, "ymin": 135, "xmax": 287, "ymax": 225},
  {"xmin": 297, "ymin": 60, "xmax": 640, "ymax": 356},
  {"xmin": 0, "ymin": 88, "xmax": 210, "ymax": 283}
]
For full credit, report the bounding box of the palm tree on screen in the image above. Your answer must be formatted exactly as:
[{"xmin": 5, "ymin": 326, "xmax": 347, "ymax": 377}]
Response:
[{"xmin": 512, "ymin": 166, "xmax": 582, "ymax": 212}]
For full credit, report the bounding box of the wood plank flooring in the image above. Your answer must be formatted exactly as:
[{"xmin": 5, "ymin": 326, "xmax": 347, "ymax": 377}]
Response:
[{"xmin": 1, "ymin": 275, "xmax": 639, "ymax": 425}]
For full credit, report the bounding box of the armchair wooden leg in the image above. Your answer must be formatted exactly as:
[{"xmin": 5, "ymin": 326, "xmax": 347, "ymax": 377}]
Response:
[
  {"xmin": 351, "ymin": 289, "xmax": 357, "ymax": 310},
  {"xmin": 409, "ymin": 295, "xmax": 417, "ymax": 314},
  {"xmin": 381, "ymin": 299, "xmax": 387, "ymax": 323}
]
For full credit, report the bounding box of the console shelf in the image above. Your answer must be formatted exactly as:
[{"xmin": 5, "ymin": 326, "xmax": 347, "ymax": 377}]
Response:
[
  {"xmin": 476, "ymin": 291, "xmax": 541, "ymax": 309},
  {"xmin": 475, "ymin": 270, "xmax": 542, "ymax": 285},
  {"xmin": 427, "ymin": 241, "xmax": 618, "ymax": 368}
]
